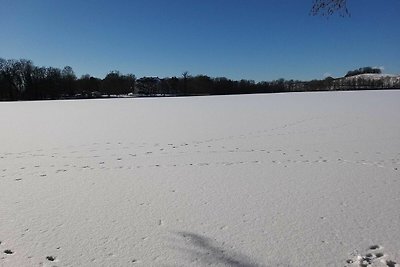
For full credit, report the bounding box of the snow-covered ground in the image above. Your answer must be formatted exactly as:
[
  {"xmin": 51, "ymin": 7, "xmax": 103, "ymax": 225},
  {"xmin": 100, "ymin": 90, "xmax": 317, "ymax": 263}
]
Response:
[
  {"xmin": 344, "ymin": 73, "xmax": 400, "ymax": 87},
  {"xmin": 1, "ymin": 90, "xmax": 399, "ymax": 267}
]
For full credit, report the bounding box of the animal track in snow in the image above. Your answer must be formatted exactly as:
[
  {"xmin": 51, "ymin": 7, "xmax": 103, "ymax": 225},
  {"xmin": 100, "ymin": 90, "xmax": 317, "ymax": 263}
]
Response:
[
  {"xmin": 3, "ymin": 250, "xmax": 13, "ymax": 255},
  {"xmin": 2, "ymin": 137, "xmax": 399, "ymax": 182},
  {"xmin": 46, "ymin": 255, "xmax": 56, "ymax": 262},
  {"xmin": 346, "ymin": 245, "xmax": 398, "ymax": 267},
  {"xmin": 370, "ymin": 245, "xmax": 381, "ymax": 250}
]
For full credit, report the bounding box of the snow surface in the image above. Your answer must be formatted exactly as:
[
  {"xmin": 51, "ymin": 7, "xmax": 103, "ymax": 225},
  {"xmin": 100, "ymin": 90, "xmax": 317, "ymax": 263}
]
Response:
[
  {"xmin": 345, "ymin": 73, "xmax": 400, "ymax": 82},
  {"xmin": 1, "ymin": 90, "xmax": 399, "ymax": 267},
  {"xmin": 348, "ymin": 73, "xmax": 399, "ymax": 78}
]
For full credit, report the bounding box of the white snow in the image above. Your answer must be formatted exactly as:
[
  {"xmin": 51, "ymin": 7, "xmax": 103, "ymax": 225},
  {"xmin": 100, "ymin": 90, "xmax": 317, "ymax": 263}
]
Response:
[
  {"xmin": 348, "ymin": 73, "xmax": 399, "ymax": 79},
  {"xmin": 0, "ymin": 90, "xmax": 399, "ymax": 266},
  {"xmin": 345, "ymin": 73, "xmax": 400, "ymax": 82}
]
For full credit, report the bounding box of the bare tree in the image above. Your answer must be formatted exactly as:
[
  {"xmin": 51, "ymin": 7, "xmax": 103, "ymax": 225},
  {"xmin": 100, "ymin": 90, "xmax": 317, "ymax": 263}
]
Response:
[
  {"xmin": 61, "ymin": 66, "xmax": 77, "ymax": 96},
  {"xmin": 182, "ymin": 71, "xmax": 190, "ymax": 95},
  {"xmin": 311, "ymin": 0, "xmax": 349, "ymax": 17}
]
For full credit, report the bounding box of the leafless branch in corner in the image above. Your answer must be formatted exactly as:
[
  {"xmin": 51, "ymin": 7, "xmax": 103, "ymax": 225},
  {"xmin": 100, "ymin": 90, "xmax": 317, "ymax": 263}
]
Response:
[{"xmin": 311, "ymin": 0, "xmax": 350, "ymax": 17}]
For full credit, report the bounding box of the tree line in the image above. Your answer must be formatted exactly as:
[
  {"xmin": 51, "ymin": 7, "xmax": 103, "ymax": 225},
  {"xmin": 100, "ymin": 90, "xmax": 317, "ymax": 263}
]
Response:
[
  {"xmin": 0, "ymin": 58, "xmax": 137, "ymax": 100},
  {"xmin": 345, "ymin": 67, "xmax": 382, "ymax": 77},
  {"xmin": 0, "ymin": 58, "xmax": 399, "ymax": 101}
]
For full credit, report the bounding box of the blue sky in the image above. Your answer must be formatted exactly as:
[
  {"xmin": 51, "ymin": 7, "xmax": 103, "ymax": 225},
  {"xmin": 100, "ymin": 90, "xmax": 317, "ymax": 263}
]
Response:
[{"xmin": 1, "ymin": 0, "xmax": 399, "ymax": 81}]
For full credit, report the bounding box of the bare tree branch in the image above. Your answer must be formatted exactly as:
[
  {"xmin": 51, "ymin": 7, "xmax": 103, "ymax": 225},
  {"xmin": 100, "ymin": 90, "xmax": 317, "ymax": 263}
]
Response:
[{"xmin": 311, "ymin": 0, "xmax": 350, "ymax": 17}]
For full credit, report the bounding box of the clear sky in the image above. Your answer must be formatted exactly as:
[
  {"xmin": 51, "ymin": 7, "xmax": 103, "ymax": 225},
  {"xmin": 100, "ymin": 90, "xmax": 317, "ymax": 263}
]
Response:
[{"xmin": 1, "ymin": 0, "xmax": 399, "ymax": 81}]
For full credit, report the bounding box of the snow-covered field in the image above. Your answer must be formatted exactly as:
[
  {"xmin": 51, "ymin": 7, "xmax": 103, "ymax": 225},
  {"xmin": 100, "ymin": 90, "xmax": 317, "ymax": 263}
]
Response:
[{"xmin": 1, "ymin": 90, "xmax": 399, "ymax": 267}]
